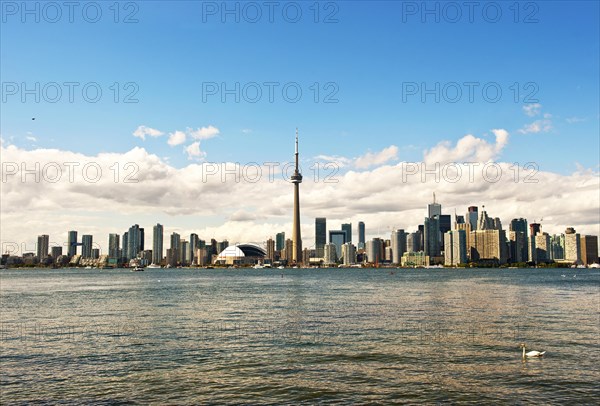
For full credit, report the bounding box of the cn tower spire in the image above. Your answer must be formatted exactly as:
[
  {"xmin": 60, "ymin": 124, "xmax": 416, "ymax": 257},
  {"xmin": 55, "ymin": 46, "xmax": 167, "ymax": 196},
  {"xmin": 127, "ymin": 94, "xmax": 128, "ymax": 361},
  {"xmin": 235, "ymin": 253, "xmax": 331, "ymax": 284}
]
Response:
[
  {"xmin": 295, "ymin": 128, "xmax": 299, "ymax": 169},
  {"xmin": 291, "ymin": 128, "xmax": 303, "ymax": 264}
]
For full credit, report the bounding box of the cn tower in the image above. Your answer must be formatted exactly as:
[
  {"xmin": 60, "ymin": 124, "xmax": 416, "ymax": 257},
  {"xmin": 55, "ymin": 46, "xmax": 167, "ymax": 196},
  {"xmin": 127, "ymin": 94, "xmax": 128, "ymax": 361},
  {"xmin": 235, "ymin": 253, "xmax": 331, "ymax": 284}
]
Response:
[{"xmin": 291, "ymin": 128, "xmax": 303, "ymax": 264}]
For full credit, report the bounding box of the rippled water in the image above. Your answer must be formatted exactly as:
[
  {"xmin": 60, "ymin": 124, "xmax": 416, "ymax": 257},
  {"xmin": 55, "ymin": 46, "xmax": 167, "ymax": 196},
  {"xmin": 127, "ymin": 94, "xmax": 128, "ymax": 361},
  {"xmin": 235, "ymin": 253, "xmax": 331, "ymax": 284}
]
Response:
[{"xmin": 1, "ymin": 268, "xmax": 598, "ymax": 404}]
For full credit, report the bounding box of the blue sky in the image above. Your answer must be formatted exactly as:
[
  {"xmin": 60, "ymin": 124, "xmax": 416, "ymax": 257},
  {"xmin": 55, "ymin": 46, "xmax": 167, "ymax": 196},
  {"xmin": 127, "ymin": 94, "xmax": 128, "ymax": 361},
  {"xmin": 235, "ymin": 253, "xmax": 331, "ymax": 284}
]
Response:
[
  {"xmin": 2, "ymin": 0, "xmax": 598, "ymax": 173},
  {"xmin": 1, "ymin": 1, "xmax": 600, "ymax": 251}
]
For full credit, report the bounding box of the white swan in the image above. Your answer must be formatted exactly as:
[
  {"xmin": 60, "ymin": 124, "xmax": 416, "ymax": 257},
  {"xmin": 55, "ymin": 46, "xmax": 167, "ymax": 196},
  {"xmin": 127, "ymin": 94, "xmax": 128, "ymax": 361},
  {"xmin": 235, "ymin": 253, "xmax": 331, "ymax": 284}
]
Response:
[{"xmin": 521, "ymin": 343, "xmax": 546, "ymax": 358}]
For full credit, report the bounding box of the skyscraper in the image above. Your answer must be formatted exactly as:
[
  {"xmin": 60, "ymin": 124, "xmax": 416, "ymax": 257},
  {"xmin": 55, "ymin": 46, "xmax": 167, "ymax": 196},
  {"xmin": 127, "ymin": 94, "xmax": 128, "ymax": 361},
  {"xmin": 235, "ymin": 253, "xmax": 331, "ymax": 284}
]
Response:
[
  {"xmin": 466, "ymin": 206, "xmax": 478, "ymax": 231},
  {"xmin": 424, "ymin": 216, "xmax": 441, "ymax": 256},
  {"xmin": 428, "ymin": 193, "xmax": 442, "ymax": 218},
  {"xmin": 366, "ymin": 238, "xmax": 382, "ymax": 264},
  {"xmin": 391, "ymin": 229, "xmax": 406, "ymax": 264},
  {"xmin": 122, "ymin": 232, "xmax": 128, "ymax": 260},
  {"xmin": 127, "ymin": 224, "xmax": 144, "ymax": 260},
  {"xmin": 564, "ymin": 228, "xmax": 581, "ymax": 264},
  {"xmin": 358, "ymin": 221, "xmax": 365, "ymax": 250},
  {"xmin": 329, "ymin": 230, "xmax": 347, "ymax": 259},
  {"xmin": 152, "ymin": 224, "xmax": 164, "ymax": 265},
  {"xmin": 444, "ymin": 229, "xmax": 467, "ymax": 266},
  {"xmin": 170, "ymin": 232, "xmax": 181, "ymax": 265},
  {"xmin": 342, "ymin": 242, "xmax": 356, "ymax": 265},
  {"xmin": 291, "ymin": 129, "xmax": 303, "ymax": 264},
  {"xmin": 580, "ymin": 235, "xmax": 599, "ymax": 265},
  {"xmin": 67, "ymin": 230, "xmax": 78, "ymax": 257},
  {"xmin": 37, "ymin": 234, "xmax": 49, "ymax": 262},
  {"xmin": 510, "ymin": 218, "xmax": 528, "ymax": 233},
  {"xmin": 341, "ymin": 223, "xmax": 352, "ymax": 243},
  {"xmin": 276, "ymin": 232, "xmax": 285, "ymax": 252},
  {"xmin": 266, "ymin": 238, "xmax": 275, "ymax": 261},
  {"xmin": 81, "ymin": 235, "xmax": 93, "ymax": 258},
  {"xmin": 108, "ymin": 233, "xmax": 120, "ymax": 259},
  {"xmin": 189, "ymin": 233, "xmax": 199, "ymax": 264},
  {"xmin": 315, "ymin": 218, "xmax": 326, "ymax": 258}
]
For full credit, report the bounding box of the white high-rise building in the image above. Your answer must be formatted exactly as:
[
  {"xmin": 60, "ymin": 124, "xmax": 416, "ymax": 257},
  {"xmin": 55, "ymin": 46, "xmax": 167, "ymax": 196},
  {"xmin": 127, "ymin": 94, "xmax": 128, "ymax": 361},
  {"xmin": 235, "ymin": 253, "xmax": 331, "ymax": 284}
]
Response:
[
  {"xmin": 444, "ymin": 230, "xmax": 467, "ymax": 266},
  {"xmin": 324, "ymin": 243, "xmax": 338, "ymax": 265},
  {"xmin": 342, "ymin": 243, "xmax": 356, "ymax": 266}
]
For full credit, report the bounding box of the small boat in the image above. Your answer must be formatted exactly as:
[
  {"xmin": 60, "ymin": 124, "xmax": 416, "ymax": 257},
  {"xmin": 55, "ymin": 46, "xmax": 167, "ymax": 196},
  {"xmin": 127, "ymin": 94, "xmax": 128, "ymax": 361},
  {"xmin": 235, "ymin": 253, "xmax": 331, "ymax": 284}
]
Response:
[
  {"xmin": 131, "ymin": 266, "xmax": 145, "ymax": 272},
  {"xmin": 147, "ymin": 264, "xmax": 161, "ymax": 269},
  {"xmin": 277, "ymin": 265, "xmax": 285, "ymax": 269}
]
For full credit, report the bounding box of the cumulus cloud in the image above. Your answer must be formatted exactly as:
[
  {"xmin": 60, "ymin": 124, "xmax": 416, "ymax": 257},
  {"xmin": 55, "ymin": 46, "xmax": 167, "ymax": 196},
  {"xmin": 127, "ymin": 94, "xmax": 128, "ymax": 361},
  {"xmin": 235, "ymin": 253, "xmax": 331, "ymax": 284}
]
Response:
[
  {"xmin": 522, "ymin": 103, "xmax": 542, "ymax": 117},
  {"xmin": 167, "ymin": 131, "xmax": 187, "ymax": 146},
  {"xmin": 133, "ymin": 125, "xmax": 164, "ymax": 140},
  {"xmin": 26, "ymin": 135, "xmax": 37, "ymax": 142},
  {"xmin": 1, "ymin": 137, "xmax": 598, "ymax": 256},
  {"xmin": 354, "ymin": 145, "xmax": 399, "ymax": 169},
  {"xmin": 518, "ymin": 118, "xmax": 552, "ymax": 134},
  {"xmin": 188, "ymin": 125, "xmax": 220, "ymax": 140},
  {"xmin": 185, "ymin": 142, "xmax": 206, "ymax": 160},
  {"xmin": 424, "ymin": 129, "xmax": 509, "ymax": 164}
]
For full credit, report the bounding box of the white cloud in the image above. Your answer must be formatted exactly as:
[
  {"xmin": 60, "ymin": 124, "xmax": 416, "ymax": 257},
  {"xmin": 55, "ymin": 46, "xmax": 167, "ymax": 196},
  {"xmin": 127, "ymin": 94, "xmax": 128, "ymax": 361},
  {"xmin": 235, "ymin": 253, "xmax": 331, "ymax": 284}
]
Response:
[
  {"xmin": 188, "ymin": 125, "xmax": 220, "ymax": 140},
  {"xmin": 518, "ymin": 119, "xmax": 552, "ymax": 134},
  {"xmin": 167, "ymin": 131, "xmax": 187, "ymax": 146},
  {"xmin": 354, "ymin": 145, "xmax": 399, "ymax": 169},
  {"xmin": 424, "ymin": 129, "xmax": 509, "ymax": 164},
  {"xmin": 242, "ymin": 129, "xmax": 252, "ymax": 134},
  {"xmin": 133, "ymin": 125, "xmax": 164, "ymax": 141},
  {"xmin": 566, "ymin": 116, "xmax": 586, "ymax": 124},
  {"xmin": 185, "ymin": 142, "xmax": 206, "ymax": 161},
  {"xmin": 26, "ymin": 136, "xmax": 37, "ymax": 142},
  {"xmin": 523, "ymin": 103, "xmax": 542, "ymax": 117},
  {"xmin": 1, "ymin": 137, "xmax": 598, "ymax": 256}
]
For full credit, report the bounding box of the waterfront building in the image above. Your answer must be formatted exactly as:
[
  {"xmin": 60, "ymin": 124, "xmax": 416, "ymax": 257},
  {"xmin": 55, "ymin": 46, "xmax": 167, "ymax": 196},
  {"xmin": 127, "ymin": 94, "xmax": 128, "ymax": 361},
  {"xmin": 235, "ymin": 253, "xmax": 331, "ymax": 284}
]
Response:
[
  {"xmin": 466, "ymin": 206, "xmax": 478, "ymax": 231},
  {"xmin": 342, "ymin": 242, "xmax": 356, "ymax": 266},
  {"xmin": 266, "ymin": 238, "xmax": 275, "ymax": 261},
  {"xmin": 329, "ymin": 230, "xmax": 347, "ymax": 259},
  {"xmin": 170, "ymin": 233, "xmax": 181, "ymax": 265},
  {"xmin": 67, "ymin": 230, "xmax": 78, "ymax": 257},
  {"xmin": 535, "ymin": 233, "xmax": 551, "ymax": 263},
  {"xmin": 580, "ymin": 235, "xmax": 599, "ymax": 266},
  {"xmin": 508, "ymin": 231, "xmax": 527, "ymax": 263},
  {"xmin": 366, "ymin": 238, "xmax": 383, "ymax": 264},
  {"xmin": 424, "ymin": 216, "xmax": 441, "ymax": 256},
  {"xmin": 342, "ymin": 223, "xmax": 352, "ymax": 243},
  {"xmin": 82, "ymin": 234, "xmax": 93, "ymax": 258},
  {"xmin": 151, "ymin": 225, "xmax": 163, "ymax": 265},
  {"xmin": 215, "ymin": 244, "xmax": 266, "ymax": 266},
  {"xmin": 469, "ymin": 229, "xmax": 508, "ymax": 264},
  {"xmin": 50, "ymin": 246, "xmax": 62, "ymax": 259},
  {"xmin": 444, "ymin": 229, "xmax": 467, "ymax": 266},
  {"xmin": 358, "ymin": 221, "xmax": 365, "ymax": 250},
  {"xmin": 391, "ymin": 229, "xmax": 406, "ymax": 265},
  {"xmin": 564, "ymin": 228, "xmax": 581, "ymax": 264},
  {"xmin": 324, "ymin": 243, "xmax": 338, "ymax": 265},
  {"xmin": 276, "ymin": 232, "xmax": 285, "ymax": 252},
  {"xmin": 37, "ymin": 234, "xmax": 49, "ymax": 262},
  {"xmin": 108, "ymin": 233, "xmax": 120, "ymax": 259},
  {"xmin": 401, "ymin": 251, "xmax": 430, "ymax": 267},
  {"xmin": 315, "ymin": 218, "xmax": 326, "ymax": 258}
]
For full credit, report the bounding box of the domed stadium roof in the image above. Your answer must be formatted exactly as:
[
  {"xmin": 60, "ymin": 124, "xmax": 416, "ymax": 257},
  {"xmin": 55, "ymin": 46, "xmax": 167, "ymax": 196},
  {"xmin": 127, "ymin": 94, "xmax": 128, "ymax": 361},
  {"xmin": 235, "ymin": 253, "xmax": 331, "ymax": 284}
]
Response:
[{"xmin": 217, "ymin": 244, "xmax": 266, "ymax": 259}]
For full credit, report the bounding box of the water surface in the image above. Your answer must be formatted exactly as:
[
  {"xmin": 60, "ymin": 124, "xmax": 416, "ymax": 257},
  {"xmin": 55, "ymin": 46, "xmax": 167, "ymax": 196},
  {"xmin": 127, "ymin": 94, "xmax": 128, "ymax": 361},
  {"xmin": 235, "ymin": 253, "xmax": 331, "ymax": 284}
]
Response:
[{"xmin": 1, "ymin": 268, "xmax": 598, "ymax": 404}]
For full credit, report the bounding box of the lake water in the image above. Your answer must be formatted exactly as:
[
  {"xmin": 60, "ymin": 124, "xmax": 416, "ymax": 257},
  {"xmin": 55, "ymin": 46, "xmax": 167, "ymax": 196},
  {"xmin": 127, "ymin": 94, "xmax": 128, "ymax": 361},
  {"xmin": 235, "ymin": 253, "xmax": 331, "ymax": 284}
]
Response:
[{"xmin": 1, "ymin": 267, "xmax": 598, "ymax": 404}]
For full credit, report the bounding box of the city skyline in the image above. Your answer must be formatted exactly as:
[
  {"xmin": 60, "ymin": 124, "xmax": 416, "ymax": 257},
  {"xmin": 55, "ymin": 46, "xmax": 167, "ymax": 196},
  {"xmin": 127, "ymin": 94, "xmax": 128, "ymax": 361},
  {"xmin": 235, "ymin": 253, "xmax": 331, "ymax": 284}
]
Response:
[
  {"xmin": 7, "ymin": 196, "xmax": 598, "ymax": 263},
  {"xmin": 1, "ymin": 2, "xmax": 599, "ymax": 259}
]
